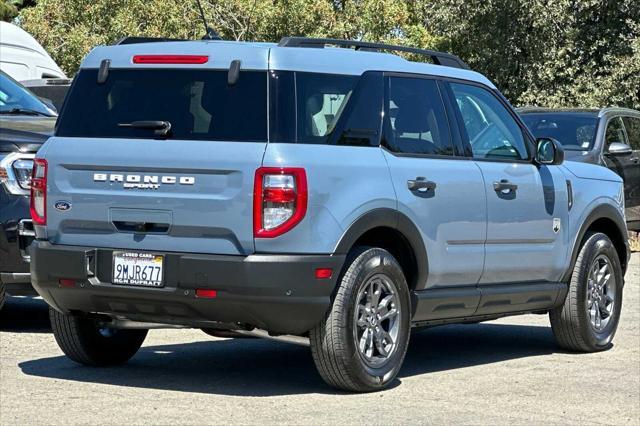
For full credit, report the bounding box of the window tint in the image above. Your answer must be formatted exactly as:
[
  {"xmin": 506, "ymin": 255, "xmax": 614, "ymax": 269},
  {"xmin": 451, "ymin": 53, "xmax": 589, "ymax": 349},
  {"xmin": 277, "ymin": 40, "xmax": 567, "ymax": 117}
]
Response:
[
  {"xmin": 384, "ymin": 77, "xmax": 453, "ymax": 155},
  {"xmin": 605, "ymin": 117, "xmax": 628, "ymax": 148},
  {"xmin": 56, "ymin": 69, "xmax": 267, "ymax": 141},
  {"xmin": 295, "ymin": 73, "xmax": 358, "ymax": 144},
  {"xmin": 450, "ymin": 83, "xmax": 528, "ymax": 160},
  {"xmin": 270, "ymin": 71, "xmax": 296, "ymax": 143},
  {"xmin": 622, "ymin": 117, "xmax": 640, "ymax": 150}
]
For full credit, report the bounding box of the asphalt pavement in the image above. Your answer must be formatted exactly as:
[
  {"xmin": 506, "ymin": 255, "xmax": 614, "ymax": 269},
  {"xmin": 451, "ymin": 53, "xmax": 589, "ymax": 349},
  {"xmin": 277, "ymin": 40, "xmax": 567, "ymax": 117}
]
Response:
[{"xmin": 1, "ymin": 254, "xmax": 638, "ymax": 425}]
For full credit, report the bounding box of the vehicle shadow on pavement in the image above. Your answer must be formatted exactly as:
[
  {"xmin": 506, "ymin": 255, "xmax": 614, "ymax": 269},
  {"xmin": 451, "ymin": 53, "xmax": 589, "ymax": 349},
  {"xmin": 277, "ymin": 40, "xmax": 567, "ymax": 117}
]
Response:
[
  {"xmin": 0, "ymin": 296, "xmax": 51, "ymax": 333},
  {"xmin": 18, "ymin": 321, "xmax": 562, "ymax": 396},
  {"xmin": 402, "ymin": 322, "xmax": 558, "ymax": 376}
]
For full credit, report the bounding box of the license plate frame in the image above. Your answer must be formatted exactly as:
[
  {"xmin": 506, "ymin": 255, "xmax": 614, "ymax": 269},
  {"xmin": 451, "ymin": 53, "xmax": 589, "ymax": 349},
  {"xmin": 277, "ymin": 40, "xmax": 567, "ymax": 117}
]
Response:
[{"xmin": 112, "ymin": 251, "xmax": 165, "ymax": 288}]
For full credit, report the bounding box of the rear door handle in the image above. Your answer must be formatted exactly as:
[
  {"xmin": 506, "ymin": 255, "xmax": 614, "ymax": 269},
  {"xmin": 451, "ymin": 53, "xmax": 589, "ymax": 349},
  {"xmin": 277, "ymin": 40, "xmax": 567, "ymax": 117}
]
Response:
[
  {"xmin": 493, "ymin": 179, "xmax": 518, "ymax": 193},
  {"xmin": 407, "ymin": 177, "xmax": 437, "ymax": 191}
]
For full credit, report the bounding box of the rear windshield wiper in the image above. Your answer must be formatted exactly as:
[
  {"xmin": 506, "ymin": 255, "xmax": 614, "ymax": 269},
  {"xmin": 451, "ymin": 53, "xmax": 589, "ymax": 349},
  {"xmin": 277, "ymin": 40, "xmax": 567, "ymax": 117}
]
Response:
[
  {"xmin": 0, "ymin": 108, "xmax": 52, "ymax": 117},
  {"xmin": 118, "ymin": 120, "xmax": 172, "ymax": 137}
]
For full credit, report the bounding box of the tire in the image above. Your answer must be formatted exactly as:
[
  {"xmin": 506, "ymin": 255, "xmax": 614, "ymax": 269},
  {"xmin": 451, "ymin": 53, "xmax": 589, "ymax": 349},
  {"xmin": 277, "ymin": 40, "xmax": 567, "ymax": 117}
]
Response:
[
  {"xmin": 310, "ymin": 247, "xmax": 411, "ymax": 392},
  {"xmin": 49, "ymin": 308, "xmax": 147, "ymax": 366},
  {"xmin": 0, "ymin": 283, "xmax": 5, "ymax": 311},
  {"xmin": 550, "ymin": 232, "xmax": 624, "ymax": 352}
]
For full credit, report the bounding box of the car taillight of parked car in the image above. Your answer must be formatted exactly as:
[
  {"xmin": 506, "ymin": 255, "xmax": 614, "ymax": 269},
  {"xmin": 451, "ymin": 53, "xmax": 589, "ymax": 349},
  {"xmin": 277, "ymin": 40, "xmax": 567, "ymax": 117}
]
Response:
[
  {"xmin": 253, "ymin": 167, "xmax": 307, "ymax": 238},
  {"xmin": 0, "ymin": 153, "xmax": 35, "ymax": 194},
  {"xmin": 30, "ymin": 158, "xmax": 47, "ymax": 225}
]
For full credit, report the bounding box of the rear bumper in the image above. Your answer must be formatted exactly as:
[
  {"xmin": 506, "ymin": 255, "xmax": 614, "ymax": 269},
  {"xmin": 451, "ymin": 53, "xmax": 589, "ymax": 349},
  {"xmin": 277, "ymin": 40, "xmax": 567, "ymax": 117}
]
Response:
[{"xmin": 30, "ymin": 241, "xmax": 345, "ymax": 335}]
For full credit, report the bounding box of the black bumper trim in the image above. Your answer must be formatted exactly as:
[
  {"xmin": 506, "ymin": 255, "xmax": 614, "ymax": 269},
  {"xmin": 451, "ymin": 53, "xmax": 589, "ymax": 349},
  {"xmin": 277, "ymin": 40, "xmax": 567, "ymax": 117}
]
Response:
[
  {"xmin": 0, "ymin": 272, "xmax": 37, "ymax": 296},
  {"xmin": 0, "ymin": 272, "xmax": 31, "ymax": 284},
  {"xmin": 30, "ymin": 241, "xmax": 345, "ymax": 335}
]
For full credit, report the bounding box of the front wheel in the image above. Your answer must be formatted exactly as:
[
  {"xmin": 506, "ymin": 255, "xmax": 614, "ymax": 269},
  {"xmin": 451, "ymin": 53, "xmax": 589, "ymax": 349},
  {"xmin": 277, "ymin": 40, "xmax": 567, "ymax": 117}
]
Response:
[
  {"xmin": 310, "ymin": 247, "xmax": 411, "ymax": 392},
  {"xmin": 50, "ymin": 308, "xmax": 147, "ymax": 366},
  {"xmin": 550, "ymin": 232, "xmax": 624, "ymax": 352}
]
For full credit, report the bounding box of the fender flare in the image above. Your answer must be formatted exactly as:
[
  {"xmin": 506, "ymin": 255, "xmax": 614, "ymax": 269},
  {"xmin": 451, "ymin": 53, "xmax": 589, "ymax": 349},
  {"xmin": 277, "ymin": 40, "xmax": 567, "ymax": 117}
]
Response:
[
  {"xmin": 562, "ymin": 203, "xmax": 629, "ymax": 282},
  {"xmin": 334, "ymin": 208, "xmax": 429, "ymax": 290}
]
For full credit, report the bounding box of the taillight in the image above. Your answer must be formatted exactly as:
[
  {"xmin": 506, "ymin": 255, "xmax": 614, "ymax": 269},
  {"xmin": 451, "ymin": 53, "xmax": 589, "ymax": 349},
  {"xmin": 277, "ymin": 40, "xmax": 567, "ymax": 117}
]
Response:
[
  {"xmin": 30, "ymin": 159, "xmax": 47, "ymax": 226},
  {"xmin": 254, "ymin": 167, "xmax": 307, "ymax": 238}
]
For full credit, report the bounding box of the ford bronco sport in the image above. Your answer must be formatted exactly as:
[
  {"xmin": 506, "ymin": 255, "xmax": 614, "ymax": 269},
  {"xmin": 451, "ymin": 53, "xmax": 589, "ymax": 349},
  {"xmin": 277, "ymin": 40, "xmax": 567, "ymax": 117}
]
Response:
[
  {"xmin": 0, "ymin": 70, "xmax": 56, "ymax": 310},
  {"xmin": 30, "ymin": 37, "xmax": 630, "ymax": 392}
]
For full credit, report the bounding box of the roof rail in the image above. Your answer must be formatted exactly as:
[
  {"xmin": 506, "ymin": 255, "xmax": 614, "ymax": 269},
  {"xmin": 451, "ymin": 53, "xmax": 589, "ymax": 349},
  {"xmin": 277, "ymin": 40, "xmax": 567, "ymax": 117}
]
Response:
[
  {"xmin": 277, "ymin": 37, "xmax": 470, "ymax": 70},
  {"xmin": 113, "ymin": 36, "xmax": 188, "ymax": 45}
]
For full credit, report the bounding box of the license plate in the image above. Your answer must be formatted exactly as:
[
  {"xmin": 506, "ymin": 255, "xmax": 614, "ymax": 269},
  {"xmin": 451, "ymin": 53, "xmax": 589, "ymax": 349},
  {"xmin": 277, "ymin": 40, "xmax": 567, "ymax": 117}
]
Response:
[{"xmin": 112, "ymin": 252, "xmax": 164, "ymax": 287}]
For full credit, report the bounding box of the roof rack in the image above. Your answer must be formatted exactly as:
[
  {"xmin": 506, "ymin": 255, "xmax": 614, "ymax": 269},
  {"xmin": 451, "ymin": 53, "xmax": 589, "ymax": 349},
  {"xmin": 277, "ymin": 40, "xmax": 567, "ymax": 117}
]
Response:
[
  {"xmin": 113, "ymin": 37, "xmax": 188, "ymax": 45},
  {"xmin": 278, "ymin": 37, "xmax": 469, "ymax": 70}
]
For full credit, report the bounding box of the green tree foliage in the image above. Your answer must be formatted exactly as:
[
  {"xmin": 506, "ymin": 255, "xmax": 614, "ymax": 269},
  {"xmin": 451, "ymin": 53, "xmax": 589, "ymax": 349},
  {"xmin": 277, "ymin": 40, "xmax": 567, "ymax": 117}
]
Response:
[
  {"xmin": 422, "ymin": 0, "xmax": 640, "ymax": 108},
  {"xmin": 1, "ymin": 0, "xmax": 35, "ymax": 21},
  {"xmin": 16, "ymin": 0, "xmax": 640, "ymax": 109},
  {"xmin": 18, "ymin": 0, "xmax": 442, "ymax": 75}
]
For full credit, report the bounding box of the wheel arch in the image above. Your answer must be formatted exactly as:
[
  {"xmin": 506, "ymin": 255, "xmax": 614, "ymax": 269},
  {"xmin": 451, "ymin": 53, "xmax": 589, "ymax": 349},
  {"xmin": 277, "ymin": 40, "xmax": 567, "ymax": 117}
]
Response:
[
  {"xmin": 563, "ymin": 204, "xmax": 630, "ymax": 283},
  {"xmin": 334, "ymin": 208, "xmax": 428, "ymax": 291}
]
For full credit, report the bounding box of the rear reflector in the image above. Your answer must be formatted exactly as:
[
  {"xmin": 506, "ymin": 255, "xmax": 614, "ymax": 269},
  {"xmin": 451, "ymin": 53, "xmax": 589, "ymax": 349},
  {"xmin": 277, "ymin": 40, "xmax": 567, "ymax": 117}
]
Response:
[
  {"xmin": 315, "ymin": 268, "xmax": 333, "ymax": 279},
  {"xmin": 195, "ymin": 289, "xmax": 217, "ymax": 298},
  {"xmin": 58, "ymin": 279, "xmax": 76, "ymax": 288},
  {"xmin": 132, "ymin": 55, "xmax": 209, "ymax": 64}
]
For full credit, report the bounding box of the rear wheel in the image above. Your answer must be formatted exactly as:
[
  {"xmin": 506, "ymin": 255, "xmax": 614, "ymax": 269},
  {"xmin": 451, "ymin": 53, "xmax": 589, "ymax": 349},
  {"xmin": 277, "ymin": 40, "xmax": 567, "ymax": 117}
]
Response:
[
  {"xmin": 310, "ymin": 247, "xmax": 411, "ymax": 392},
  {"xmin": 50, "ymin": 308, "xmax": 147, "ymax": 366},
  {"xmin": 550, "ymin": 232, "xmax": 623, "ymax": 352}
]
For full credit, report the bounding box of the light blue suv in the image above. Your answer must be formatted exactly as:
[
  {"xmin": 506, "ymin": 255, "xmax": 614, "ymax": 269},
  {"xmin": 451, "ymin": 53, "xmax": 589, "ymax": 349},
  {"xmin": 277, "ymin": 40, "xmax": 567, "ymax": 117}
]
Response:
[{"xmin": 29, "ymin": 37, "xmax": 630, "ymax": 392}]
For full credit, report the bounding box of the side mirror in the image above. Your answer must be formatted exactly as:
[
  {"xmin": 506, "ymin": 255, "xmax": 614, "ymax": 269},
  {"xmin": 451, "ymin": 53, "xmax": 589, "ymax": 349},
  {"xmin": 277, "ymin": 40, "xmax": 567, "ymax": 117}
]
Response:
[
  {"xmin": 606, "ymin": 142, "xmax": 633, "ymax": 156},
  {"xmin": 536, "ymin": 137, "xmax": 564, "ymax": 165}
]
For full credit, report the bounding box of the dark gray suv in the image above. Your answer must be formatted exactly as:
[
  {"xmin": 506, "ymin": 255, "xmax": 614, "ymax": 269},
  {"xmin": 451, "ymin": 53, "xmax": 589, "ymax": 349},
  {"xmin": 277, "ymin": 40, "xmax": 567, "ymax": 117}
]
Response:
[{"xmin": 519, "ymin": 107, "xmax": 640, "ymax": 231}]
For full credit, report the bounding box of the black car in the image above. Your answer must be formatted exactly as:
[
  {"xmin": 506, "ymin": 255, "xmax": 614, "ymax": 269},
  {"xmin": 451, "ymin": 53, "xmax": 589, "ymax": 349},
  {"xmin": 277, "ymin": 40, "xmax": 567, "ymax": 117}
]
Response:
[
  {"xmin": 519, "ymin": 107, "xmax": 640, "ymax": 231},
  {"xmin": 0, "ymin": 70, "xmax": 56, "ymax": 309}
]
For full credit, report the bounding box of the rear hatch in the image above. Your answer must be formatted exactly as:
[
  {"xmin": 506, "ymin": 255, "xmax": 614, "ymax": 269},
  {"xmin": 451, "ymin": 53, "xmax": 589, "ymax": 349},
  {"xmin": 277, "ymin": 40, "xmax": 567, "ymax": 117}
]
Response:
[{"xmin": 42, "ymin": 45, "xmax": 270, "ymax": 255}]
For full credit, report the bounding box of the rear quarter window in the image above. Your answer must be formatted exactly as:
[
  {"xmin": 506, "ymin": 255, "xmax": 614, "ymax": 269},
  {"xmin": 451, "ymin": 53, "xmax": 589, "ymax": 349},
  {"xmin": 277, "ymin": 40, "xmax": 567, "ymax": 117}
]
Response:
[{"xmin": 56, "ymin": 69, "xmax": 267, "ymax": 141}]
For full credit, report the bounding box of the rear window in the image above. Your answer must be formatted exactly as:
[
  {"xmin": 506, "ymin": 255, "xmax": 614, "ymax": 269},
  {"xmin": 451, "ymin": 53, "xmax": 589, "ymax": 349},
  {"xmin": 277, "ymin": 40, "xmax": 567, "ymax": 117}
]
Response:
[{"xmin": 56, "ymin": 69, "xmax": 267, "ymax": 141}]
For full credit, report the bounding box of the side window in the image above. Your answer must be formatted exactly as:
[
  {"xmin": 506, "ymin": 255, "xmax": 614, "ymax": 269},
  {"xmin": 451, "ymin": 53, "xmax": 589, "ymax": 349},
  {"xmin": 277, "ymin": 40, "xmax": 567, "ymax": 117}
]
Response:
[
  {"xmin": 384, "ymin": 76, "xmax": 454, "ymax": 156},
  {"xmin": 332, "ymin": 72, "xmax": 384, "ymax": 147},
  {"xmin": 621, "ymin": 117, "xmax": 640, "ymax": 150},
  {"xmin": 296, "ymin": 73, "xmax": 358, "ymax": 144},
  {"xmin": 450, "ymin": 83, "xmax": 528, "ymax": 160},
  {"xmin": 605, "ymin": 117, "xmax": 628, "ymax": 148}
]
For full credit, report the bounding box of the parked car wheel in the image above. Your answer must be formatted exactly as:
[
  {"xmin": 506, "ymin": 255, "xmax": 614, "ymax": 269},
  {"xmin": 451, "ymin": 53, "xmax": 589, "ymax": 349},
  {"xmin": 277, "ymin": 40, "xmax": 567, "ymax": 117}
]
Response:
[
  {"xmin": 550, "ymin": 232, "xmax": 623, "ymax": 352},
  {"xmin": 0, "ymin": 283, "xmax": 5, "ymax": 311},
  {"xmin": 310, "ymin": 247, "xmax": 411, "ymax": 392},
  {"xmin": 49, "ymin": 308, "xmax": 147, "ymax": 366}
]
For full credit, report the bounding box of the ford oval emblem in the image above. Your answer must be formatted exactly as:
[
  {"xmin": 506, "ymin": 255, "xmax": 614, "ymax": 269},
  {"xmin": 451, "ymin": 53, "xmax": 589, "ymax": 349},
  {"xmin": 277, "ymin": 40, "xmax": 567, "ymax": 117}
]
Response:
[{"xmin": 54, "ymin": 201, "xmax": 72, "ymax": 212}]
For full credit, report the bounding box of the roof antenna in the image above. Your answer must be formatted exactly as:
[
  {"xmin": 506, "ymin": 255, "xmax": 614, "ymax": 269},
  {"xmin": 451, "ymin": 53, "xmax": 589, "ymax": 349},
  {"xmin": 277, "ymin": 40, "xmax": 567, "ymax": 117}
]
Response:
[{"xmin": 195, "ymin": 0, "xmax": 222, "ymax": 40}]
